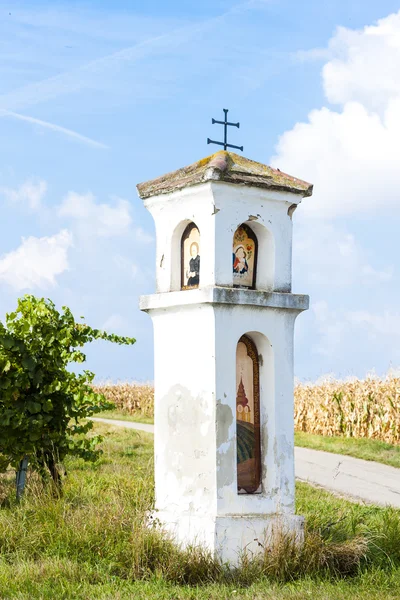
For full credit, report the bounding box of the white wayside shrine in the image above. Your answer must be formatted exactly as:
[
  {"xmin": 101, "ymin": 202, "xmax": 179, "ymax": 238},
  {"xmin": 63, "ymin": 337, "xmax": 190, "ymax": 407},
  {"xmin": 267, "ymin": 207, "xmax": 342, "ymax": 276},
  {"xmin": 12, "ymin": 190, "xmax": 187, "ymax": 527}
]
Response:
[{"xmin": 138, "ymin": 151, "xmax": 313, "ymax": 564}]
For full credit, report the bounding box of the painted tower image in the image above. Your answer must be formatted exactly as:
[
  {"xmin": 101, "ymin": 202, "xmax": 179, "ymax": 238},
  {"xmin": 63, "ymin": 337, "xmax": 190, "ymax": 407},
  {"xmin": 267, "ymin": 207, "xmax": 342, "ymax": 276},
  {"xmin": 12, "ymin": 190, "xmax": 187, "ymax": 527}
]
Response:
[{"xmin": 138, "ymin": 150, "xmax": 313, "ymax": 564}]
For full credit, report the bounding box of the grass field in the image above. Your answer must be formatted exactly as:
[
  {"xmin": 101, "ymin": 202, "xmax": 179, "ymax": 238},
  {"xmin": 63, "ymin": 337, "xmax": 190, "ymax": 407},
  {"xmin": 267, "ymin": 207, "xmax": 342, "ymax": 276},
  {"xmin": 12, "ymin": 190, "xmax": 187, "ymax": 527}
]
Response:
[
  {"xmin": 1, "ymin": 423, "xmax": 400, "ymax": 599},
  {"xmin": 96, "ymin": 408, "xmax": 154, "ymax": 424}
]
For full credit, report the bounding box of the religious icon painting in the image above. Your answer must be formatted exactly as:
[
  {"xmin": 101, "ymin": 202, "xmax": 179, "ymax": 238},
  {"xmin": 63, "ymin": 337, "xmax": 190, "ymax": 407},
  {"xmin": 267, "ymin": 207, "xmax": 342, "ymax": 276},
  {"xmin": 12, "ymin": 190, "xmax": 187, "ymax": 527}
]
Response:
[
  {"xmin": 232, "ymin": 224, "xmax": 257, "ymax": 289},
  {"xmin": 181, "ymin": 223, "xmax": 200, "ymax": 289},
  {"xmin": 236, "ymin": 335, "xmax": 261, "ymax": 494}
]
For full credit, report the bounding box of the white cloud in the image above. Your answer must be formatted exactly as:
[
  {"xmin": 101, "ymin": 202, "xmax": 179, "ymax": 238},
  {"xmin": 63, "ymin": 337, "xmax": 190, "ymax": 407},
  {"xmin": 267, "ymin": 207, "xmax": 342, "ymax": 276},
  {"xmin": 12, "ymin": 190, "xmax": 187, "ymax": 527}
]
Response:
[
  {"xmin": 347, "ymin": 309, "xmax": 400, "ymax": 338},
  {"xmin": 323, "ymin": 14, "xmax": 400, "ymax": 112},
  {"xmin": 0, "ymin": 229, "xmax": 72, "ymax": 290},
  {"xmin": 1, "ymin": 178, "xmax": 47, "ymax": 210},
  {"xmin": 295, "ymin": 222, "xmax": 393, "ymax": 286},
  {"xmin": 310, "ymin": 301, "xmax": 400, "ymax": 359},
  {"xmin": 272, "ymin": 11, "xmax": 400, "ymax": 220},
  {"xmin": 273, "ymin": 101, "xmax": 400, "ymax": 219},
  {"xmin": 58, "ymin": 192, "xmax": 132, "ymax": 237},
  {"xmin": 279, "ymin": 12, "xmax": 400, "ymax": 375}
]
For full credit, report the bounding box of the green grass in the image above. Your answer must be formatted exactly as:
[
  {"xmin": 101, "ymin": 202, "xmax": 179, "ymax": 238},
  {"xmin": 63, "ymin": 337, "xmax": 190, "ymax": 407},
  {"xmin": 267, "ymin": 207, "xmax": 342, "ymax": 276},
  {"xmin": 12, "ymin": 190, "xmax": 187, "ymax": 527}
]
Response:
[
  {"xmin": 96, "ymin": 408, "xmax": 154, "ymax": 424},
  {"xmin": 1, "ymin": 423, "xmax": 400, "ymax": 599},
  {"xmin": 295, "ymin": 431, "xmax": 400, "ymax": 468}
]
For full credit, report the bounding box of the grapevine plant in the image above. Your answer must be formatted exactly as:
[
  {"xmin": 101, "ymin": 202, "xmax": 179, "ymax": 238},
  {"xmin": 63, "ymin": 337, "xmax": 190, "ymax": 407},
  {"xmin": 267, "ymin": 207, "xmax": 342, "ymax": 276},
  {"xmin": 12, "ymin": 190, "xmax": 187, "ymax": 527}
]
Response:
[{"xmin": 0, "ymin": 295, "xmax": 135, "ymax": 491}]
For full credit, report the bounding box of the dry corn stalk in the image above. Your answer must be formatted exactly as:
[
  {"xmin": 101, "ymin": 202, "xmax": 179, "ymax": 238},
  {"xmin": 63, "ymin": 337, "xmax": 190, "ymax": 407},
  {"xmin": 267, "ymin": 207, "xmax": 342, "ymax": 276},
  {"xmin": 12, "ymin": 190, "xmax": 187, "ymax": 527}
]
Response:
[
  {"xmin": 294, "ymin": 375, "xmax": 400, "ymax": 444},
  {"xmin": 92, "ymin": 382, "xmax": 154, "ymax": 418}
]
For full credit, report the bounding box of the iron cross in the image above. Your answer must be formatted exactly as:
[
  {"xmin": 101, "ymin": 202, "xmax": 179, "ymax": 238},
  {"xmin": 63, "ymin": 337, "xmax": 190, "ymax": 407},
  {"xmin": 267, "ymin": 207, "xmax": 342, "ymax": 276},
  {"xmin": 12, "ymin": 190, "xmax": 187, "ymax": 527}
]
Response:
[{"xmin": 207, "ymin": 108, "xmax": 243, "ymax": 152}]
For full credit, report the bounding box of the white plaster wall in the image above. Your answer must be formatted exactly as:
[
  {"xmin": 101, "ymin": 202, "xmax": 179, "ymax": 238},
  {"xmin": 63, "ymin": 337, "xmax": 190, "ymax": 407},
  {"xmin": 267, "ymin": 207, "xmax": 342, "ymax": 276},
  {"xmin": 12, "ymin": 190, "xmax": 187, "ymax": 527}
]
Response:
[
  {"xmin": 151, "ymin": 303, "xmax": 217, "ymax": 517},
  {"xmin": 143, "ymin": 181, "xmax": 304, "ymax": 294},
  {"xmin": 146, "ymin": 299, "xmax": 299, "ymax": 523},
  {"xmin": 144, "ymin": 184, "xmax": 216, "ymax": 293},
  {"xmin": 211, "ymin": 182, "xmax": 296, "ymax": 292},
  {"xmin": 213, "ymin": 305, "xmax": 297, "ymax": 517},
  {"xmin": 170, "ymin": 219, "xmax": 193, "ymax": 291}
]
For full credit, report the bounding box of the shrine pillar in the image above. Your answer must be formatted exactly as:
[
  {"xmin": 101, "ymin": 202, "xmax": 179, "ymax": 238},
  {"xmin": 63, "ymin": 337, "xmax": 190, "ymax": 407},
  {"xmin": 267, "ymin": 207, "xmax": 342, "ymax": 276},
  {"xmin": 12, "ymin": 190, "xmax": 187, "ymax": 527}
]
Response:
[{"xmin": 138, "ymin": 151, "xmax": 313, "ymax": 564}]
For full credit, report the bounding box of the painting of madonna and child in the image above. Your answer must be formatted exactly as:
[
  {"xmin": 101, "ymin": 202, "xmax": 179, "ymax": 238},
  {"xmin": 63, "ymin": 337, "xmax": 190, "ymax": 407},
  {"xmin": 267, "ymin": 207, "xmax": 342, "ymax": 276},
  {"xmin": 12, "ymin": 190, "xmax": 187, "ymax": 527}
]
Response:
[
  {"xmin": 181, "ymin": 223, "xmax": 200, "ymax": 289},
  {"xmin": 233, "ymin": 224, "xmax": 257, "ymax": 289},
  {"xmin": 236, "ymin": 335, "xmax": 261, "ymax": 494}
]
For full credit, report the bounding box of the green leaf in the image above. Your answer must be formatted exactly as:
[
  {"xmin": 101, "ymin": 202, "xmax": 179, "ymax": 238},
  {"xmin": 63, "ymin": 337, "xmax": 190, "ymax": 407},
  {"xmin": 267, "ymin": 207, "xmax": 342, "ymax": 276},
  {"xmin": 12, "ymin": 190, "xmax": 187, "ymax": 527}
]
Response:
[
  {"xmin": 26, "ymin": 401, "xmax": 41, "ymax": 414},
  {"xmin": 2, "ymin": 360, "xmax": 11, "ymax": 373},
  {"xmin": 22, "ymin": 356, "xmax": 36, "ymax": 372}
]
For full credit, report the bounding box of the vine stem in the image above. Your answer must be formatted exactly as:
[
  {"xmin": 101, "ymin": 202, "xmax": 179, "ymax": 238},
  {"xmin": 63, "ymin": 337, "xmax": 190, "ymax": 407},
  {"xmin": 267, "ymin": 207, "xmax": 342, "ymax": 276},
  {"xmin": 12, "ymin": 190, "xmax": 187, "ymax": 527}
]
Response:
[{"xmin": 16, "ymin": 456, "xmax": 29, "ymax": 501}]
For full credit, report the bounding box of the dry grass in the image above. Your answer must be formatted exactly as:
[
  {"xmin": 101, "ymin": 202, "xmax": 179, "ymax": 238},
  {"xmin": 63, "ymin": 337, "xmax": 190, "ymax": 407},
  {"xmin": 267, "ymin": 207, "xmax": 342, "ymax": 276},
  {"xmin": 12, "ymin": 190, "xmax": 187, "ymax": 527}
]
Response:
[
  {"xmin": 257, "ymin": 531, "xmax": 368, "ymax": 583},
  {"xmin": 94, "ymin": 374, "xmax": 400, "ymax": 444}
]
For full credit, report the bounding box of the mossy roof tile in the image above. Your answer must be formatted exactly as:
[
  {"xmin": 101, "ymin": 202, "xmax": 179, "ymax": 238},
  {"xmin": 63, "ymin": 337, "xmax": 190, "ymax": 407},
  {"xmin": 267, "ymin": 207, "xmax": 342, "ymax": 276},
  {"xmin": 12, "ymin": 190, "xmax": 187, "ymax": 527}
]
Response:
[{"xmin": 137, "ymin": 151, "xmax": 313, "ymax": 199}]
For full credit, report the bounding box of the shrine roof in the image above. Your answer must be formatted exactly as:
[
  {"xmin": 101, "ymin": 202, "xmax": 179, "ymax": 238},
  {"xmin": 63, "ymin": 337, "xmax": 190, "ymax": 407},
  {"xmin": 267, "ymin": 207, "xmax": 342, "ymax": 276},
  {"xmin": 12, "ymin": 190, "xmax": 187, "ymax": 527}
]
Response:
[{"xmin": 137, "ymin": 151, "xmax": 313, "ymax": 199}]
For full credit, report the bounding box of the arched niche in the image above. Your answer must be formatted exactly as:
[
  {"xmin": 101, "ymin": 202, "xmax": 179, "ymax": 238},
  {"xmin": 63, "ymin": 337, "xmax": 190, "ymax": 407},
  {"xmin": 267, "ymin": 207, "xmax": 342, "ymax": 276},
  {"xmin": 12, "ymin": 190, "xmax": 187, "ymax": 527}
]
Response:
[
  {"xmin": 232, "ymin": 221, "xmax": 275, "ymax": 291},
  {"xmin": 181, "ymin": 222, "xmax": 200, "ymax": 290},
  {"xmin": 232, "ymin": 224, "xmax": 258, "ymax": 289},
  {"xmin": 236, "ymin": 334, "xmax": 261, "ymax": 494},
  {"xmin": 169, "ymin": 220, "xmax": 200, "ymax": 291}
]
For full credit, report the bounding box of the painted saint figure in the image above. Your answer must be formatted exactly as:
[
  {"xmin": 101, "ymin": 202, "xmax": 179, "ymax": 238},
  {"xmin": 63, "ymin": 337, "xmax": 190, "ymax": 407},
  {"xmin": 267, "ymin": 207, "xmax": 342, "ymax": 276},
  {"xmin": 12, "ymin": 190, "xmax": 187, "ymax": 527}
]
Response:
[
  {"xmin": 181, "ymin": 222, "xmax": 201, "ymax": 289},
  {"xmin": 186, "ymin": 242, "xmax": 200, "ymax": 286},
  {"xmin": 232, "ymin": 224, "xmax": 257, "ymax": 289},
  {"xmin": 233, "ymin": 246, "xmax": 249, "ymax": 275}
]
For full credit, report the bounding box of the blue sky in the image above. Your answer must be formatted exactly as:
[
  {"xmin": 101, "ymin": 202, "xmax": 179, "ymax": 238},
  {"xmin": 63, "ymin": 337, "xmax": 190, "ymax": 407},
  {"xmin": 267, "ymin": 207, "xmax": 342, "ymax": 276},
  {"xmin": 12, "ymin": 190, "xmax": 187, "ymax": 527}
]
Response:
[{"xmin": 1, "ymin": 0, "xmax": 400, "ymax": 382}]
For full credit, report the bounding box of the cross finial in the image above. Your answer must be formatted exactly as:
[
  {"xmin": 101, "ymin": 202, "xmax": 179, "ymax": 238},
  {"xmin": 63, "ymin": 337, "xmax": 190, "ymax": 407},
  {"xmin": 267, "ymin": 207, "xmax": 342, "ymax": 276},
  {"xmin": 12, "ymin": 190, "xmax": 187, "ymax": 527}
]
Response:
[{"xmin": 207, "ymin": 108, "xmax": 243, "ymax": 152}]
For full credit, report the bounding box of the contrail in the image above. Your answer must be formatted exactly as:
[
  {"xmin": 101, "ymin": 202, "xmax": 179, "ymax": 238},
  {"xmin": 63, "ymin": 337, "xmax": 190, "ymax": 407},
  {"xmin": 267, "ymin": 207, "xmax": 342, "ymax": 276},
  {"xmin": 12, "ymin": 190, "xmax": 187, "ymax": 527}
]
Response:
[
  {"xmin": 0, "ymin": 110, "xmax": 108, "ymax": 149},
  {"xmin": 0, "ymin": 0, "xmax": 263, "ymax": 147},
  {"xmin": 0, "ymin": 0, "xmax": 261, "ymax": 113}
]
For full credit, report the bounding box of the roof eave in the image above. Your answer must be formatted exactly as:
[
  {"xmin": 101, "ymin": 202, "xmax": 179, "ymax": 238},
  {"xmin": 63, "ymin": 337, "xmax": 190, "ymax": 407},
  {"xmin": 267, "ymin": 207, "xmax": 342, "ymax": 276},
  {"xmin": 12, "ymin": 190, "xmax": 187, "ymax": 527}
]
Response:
[
  {"xmin": 137, "ymin": 177, "xmax": 313, "ymax": 200},
  {"xmin": 136, "ymin": 151, "xmax": 313, "ymax": 200}
]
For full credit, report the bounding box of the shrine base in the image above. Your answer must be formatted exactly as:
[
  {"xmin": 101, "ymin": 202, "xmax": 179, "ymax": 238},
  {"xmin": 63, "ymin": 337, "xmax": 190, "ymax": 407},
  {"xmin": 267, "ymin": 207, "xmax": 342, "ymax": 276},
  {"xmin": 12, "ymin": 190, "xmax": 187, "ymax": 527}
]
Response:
[{"xmin": 150, "ymin": 510, "xmax": 305, "ymax": 565}]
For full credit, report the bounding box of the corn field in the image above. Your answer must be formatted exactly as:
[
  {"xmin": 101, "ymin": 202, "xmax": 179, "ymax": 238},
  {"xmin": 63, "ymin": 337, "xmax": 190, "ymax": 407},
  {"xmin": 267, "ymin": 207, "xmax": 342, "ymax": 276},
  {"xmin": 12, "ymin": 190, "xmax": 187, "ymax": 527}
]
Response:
[
  {"xmin": 92, "ymin": 382, "xmax": 154, "ymax": 419},
  {"xmin": 95, "ymin": 375, "xmax": 400, "ymax": 444},
  {"xmin": 294, "ymin": 375, "xmax": 400, "ymax": 444}
]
